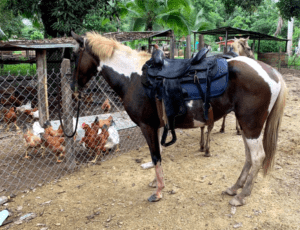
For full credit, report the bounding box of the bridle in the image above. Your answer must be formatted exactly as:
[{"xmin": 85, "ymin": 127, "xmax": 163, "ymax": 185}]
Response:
[{"xmin": 57, "ymin": 46, "xmax": 85, "ymax": 138}]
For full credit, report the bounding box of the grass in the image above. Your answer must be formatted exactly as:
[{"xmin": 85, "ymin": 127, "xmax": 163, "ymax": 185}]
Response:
[{"xmin": 0, "ymin": 64, "xmax": 36, "ymax": 76}]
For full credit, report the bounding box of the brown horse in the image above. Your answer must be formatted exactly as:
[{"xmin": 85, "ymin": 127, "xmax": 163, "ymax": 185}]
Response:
[
  {"xmin": 201, "ymin": 37, "xmax": 255, "ymax": 157},
  {"xmin": 70, "ymin": 31, "xmax": 286, "ymax": 206}
]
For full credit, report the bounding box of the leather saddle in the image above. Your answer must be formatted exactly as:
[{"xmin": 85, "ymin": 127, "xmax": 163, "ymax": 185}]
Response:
[{"xmin": 142, "ymin": 48, "xmax": 229, "ymax": 147}]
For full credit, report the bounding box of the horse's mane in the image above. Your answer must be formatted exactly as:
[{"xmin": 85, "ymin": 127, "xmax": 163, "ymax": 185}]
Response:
[{"xmin": 86, "ymin": 32, "xmax": 151, "ymax": 63}]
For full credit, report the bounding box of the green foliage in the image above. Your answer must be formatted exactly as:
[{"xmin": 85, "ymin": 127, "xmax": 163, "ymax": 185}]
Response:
[
  {"xmin": 250, "ymin": 40, "xmax": 286, "ymax": 53},
  {"xmin": 223, "ymin": 0, "xmax": 264, "ymax": 14},
  {"xmin": 276, "ymin": 0, "xmax": 300, "ymax": 20},
  {"xmin": 121, "ymin": 0, "xmax": 191, "ymax": 34},
  {"xmin": 21, "ymin": 26, "xmax": 44, "ymax": 40},
  {"xmin": 0, "ymin": 64, "xmax": 36, "ymax": 76},
  {"xmin": 0, "ymin": 0, "xmax": 24, "ymax": 39},
  {"xmin": 6, "ymin": 0, "xmax": 120, "ymax": 37}
]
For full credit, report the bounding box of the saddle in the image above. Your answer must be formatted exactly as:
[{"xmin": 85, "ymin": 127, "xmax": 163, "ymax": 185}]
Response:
[{"xmin": 142, "ymin": 48, "xmax": 229, "ymax": 147}]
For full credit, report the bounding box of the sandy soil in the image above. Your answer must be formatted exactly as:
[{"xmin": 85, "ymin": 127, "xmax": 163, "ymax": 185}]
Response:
[{"xmin": 1, "ymin": 68, "xmax": 300, "ymax": 230}]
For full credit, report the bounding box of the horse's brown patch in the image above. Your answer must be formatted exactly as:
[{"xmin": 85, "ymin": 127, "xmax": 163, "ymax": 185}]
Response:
[
  {"xmin": 258, "ymin": 61, "xmax": 279, "ymax": 83},
  {"xmin": 228, "ymin": 60, "xmax": 271, "ymax": 139}
]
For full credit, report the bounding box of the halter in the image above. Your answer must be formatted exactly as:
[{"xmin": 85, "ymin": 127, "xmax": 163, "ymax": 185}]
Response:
[{"xmin": 57, "ymin": 46, "xmax": 85, "ymax": 138}]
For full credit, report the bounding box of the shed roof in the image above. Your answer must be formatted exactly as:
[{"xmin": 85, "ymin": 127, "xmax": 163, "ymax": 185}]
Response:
[
  {"xmin": 0, "ymin": 30, "xmax": 173, "ymax": 51},
  {"xmin": 193, "ymin": 26, "xmax": 289, "ymax": 42}
]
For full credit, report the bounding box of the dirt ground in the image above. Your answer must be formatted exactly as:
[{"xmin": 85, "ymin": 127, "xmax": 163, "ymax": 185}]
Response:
[{"xmin": 2, "ymin": 68, "xmax": 300, "ymax": 230}]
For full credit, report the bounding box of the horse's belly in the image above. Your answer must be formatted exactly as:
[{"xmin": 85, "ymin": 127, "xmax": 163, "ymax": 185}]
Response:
[{"xmin": 175, "ymin": 100, "xmax": 206, "ymax": 129}]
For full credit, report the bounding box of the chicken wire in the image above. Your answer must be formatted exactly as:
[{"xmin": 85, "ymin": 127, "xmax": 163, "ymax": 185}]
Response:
[{"xmin": 0, "ymin": 69, "xmax": 147, "ymax": 195}]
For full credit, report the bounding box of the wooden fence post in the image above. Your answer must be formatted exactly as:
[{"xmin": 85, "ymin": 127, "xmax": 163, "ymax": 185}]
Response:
[
  {"xmin": 186, "ymin": 35, "xmax": 191, "ymax": 59},
  {"xmin": 36, "ymin": 49, "xmax": 49, "ymax": 127},
  {"xmin": 278, "ymin": 47, "xmax": 282, "ymax": 72},
  {"xmin": 61, "ymin": 58, "xmax": 76, "ymax": 168}
]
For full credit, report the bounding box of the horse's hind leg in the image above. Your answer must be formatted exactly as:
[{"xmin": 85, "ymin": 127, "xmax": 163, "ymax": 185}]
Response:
[
  {"xmin": 220, "ymin": 115, "xmax": 226, "ymax": 133},
  {"xmin": 200, "ymin": 127, "xmax": 205, "ymax": 152},
  {"xmin": 224, "ymin": 131, "xmax": 251, "ymax": 196},
  {"xmin": 229, "ymin": 134, "xmax": 265, "ymax": 206},
  {"xmin": 236, "ymin": 119, "xmax": 241, "ymax": 135}
]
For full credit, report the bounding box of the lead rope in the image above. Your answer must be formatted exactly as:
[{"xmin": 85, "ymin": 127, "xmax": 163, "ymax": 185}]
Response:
[{"xmin": 57, "ymin": 47, "xmax": 84, "ymax": 138}]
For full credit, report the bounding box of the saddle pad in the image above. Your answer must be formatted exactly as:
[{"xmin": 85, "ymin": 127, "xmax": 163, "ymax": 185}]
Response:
[{"xmin": 182, "ymin": 59, "xmax": 229, "ymax": 100}]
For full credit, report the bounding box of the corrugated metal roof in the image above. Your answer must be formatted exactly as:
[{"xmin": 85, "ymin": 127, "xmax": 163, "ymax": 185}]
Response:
[{"xmin": 194, "ymin": 26, "xmax": 289, "ymax": 41}]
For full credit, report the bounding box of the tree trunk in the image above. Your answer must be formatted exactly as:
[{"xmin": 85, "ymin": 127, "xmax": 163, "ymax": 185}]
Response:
[{"xmin": 287, "ymin": 18, "xmax": 294, "ymax": 56}]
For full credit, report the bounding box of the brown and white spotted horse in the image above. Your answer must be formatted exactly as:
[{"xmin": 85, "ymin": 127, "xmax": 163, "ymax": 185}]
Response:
[
  {"xmin": 200, "ymin": 37, "xmax": 255, "ymax": 157},
  {"xmin": 71, "ymin": 32, "xmax": 287, "ymax": 206}
]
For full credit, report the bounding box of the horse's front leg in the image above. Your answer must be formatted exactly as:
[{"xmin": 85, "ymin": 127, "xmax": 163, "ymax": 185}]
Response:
[
  {"xmin": 236, "ymin": 118, "xmax": 241, "ymax": 135},
  {"xmin": 204, "ymin": 122, "xmax": 214, "ymax": 157},
  {"xmin": 140, "ymin": 124, "xmax": 165, "ymax": 202}
]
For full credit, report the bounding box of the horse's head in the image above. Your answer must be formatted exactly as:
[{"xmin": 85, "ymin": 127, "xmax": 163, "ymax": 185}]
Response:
[
  {"xmin": 232, "ymin": 37, "xmax": 255, "ymax": 59},
  {"xmin": 71, "ymin": 32, "xmax": 99, "ymax": 91}
]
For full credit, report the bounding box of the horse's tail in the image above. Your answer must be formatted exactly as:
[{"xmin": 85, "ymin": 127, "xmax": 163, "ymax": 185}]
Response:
[{"xmin": 262, "ymin": 76, "xmax": 287, "ymax": 176}]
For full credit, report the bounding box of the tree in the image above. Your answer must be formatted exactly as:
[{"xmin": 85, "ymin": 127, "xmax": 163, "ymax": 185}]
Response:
[
  {"xmin": 276, "ymin": 0, "xmax": 300, "ymax": 20},
  {"xmin": 0, "ymin": 0, "xmax": 24, "ymax": 39},
  {"xmin": 120, "ymin": 0, "xmax": 191, "ymax": 35},
  {"xmin": 6, "ymin": 0, "xmax": 120, "ymax": 38},
  {"xmin": 223, "ymin": 0, "xmax": 264, "ymax": 14}
]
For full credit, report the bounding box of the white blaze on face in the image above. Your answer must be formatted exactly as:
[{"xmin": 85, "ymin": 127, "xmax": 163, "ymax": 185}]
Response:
[
  {"xmin": 99, "ymin": 49, "xmax": 143, "ymax": 78},
  {"xmin": 187, "ymin": 100, "xmax": 193, "ymax": 108},
  {"xmin": 228, "ymin": 56, "xmax": 281, "ymax": 113}
]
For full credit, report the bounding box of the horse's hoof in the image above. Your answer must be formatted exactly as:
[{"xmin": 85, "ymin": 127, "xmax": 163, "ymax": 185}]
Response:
[
  {"xmin": 223, "ymin": 187, "xmax": 237, "ymax": 196},
  {"xmin": 200, "ymin": 147, "xmax": 205, "ymax": 152},
  {"xmin": 204, "ymin": 153, "xmax": 212, "ymax": 157},
  {"xmin": 229, "ymin": 196, "xmax": 245, "ymax": 206},
  {"xmin": 236, "ymin": 131, "xmax": 241, "ymax": 135},
  {"xmin": 220, "ymin": 129, "xmax": 225, "ymax": 133},
  {"xmin": 148, "ymin": 194, "xmax": 162, "ymax": 202}
]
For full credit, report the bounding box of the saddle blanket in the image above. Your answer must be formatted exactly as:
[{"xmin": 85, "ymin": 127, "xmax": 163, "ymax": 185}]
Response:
[{"xmin": 181, "ymin": 58, "xmax": 229, "ymax": 101}]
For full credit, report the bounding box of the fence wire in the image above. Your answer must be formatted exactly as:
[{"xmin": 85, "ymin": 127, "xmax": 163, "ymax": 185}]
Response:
[{"xmin": 0, "ymin": 68, "xmax": 146, "ymax": 195}]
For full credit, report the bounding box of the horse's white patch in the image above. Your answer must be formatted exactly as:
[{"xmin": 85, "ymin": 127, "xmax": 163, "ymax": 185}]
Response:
[
  {"xmin": 245, "ymin": 134, "xmax": 264, "ymax": 162},
  {"xmin": 193, "ymin": 119, "xmax": 205, "ymax": 128},
  {"xmin": 187, "ymin": 100, "xmax": 193, "ymax": 108},
  {"xmin": 97, "ymin": 65, "xmax": 102, "ymax": 72},
  {"xmin": 100, "ymin": 49, "xmax": 143, "ymax": 78},
  {"xmin": 228, "ymin": 57, "xmax": 281, "ymax": 113}
]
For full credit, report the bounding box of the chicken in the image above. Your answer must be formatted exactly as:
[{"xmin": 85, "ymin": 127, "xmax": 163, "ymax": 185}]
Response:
[
  {"xmin": 41, "ymin": 133, "xmax": 66, "ymax": 163},
  {"xmin": 101, "ymin": 98, "xmax": 111, "ymax": 112},
  {"xmin": 80, "ymin": 117, "xmax": 110, "ymax": 163},
  {"xmin": 21, "ymin": 124, "xmax": 43, "ymax": 159},
  {"xmin": 43, "ymin": 120, "xmax": 64, "ymax": 137},
  {"xmin": 3, "ymin": 107, "xmax": 19, "ymax": 131},
  {"xmin": 97, "ymin": 116, "xmax": 120, "ymax": 152},
  {"xmin": 1, "ymin": 95, "xmax": 22, "ymax": 107}
]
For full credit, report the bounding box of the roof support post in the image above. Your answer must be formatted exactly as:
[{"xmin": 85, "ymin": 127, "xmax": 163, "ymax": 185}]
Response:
[
  {"xmin": 186, "ymin": 34, "xmax": 191, "ymax": 59},
  {"xmin": 224, "ymin": 29, "xmax": 228, "ymax": 54},
  {"xmin": 148, "ymin": 37, "xmax": 152, "ymax": 53},
  {"xmin": 36, "ymin": 49, "xmax": 49, "ymax": 127},
  {"xmin": 194, "ymin": 33, "xmax": 196, "ymax": 53},
  {"xmin": 170, "ymin": 31, "xmax": 175, "ymax": 59},
  {"xmin": 258, "ymin": 37, "xmax": 261, "ymax": 54},
  {"xmin": 199, "ymin": 34, "xmax": 204, "ymax": 51}
]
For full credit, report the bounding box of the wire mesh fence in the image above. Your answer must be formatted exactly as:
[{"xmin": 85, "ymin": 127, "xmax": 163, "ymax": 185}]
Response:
[{"xmin": 0, "ymin": 65, "xmax": 147, "ymax": 195}]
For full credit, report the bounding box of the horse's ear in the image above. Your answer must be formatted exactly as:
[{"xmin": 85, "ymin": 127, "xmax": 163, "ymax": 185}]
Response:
[
  {"xmin": 71, "ymin": 31, "xmax": 84, "ymax": 47},
  {"xmin": 154, "ymin": 44, "xmax": 159, "ymax": 50},
  {"xmin": 234, "ymin": 37, "xmax": 238, "ymax": 40},
  {"xmin": 246, "ymin": 36, "xmax": 250, "ymax": 41}
]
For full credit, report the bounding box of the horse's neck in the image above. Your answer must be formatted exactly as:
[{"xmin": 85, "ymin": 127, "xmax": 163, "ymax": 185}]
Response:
[
  {"xmin": 99, "ymin": 49, "xmax": 147, "ymax": 99},
  {"xmin": 101, "ymin": 66, "xmax": 142, "ymax": 100}
]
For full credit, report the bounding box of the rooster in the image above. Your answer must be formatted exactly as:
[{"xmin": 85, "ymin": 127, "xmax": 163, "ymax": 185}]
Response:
[
  {"xmin": 21, "ymin": 124, "xmax": 44, "ymax": 159},
  {"xmin": 3, "ymin": 107, "xmax": 19, "ymax": 131},
  {"xmin": 101, "ymin": 98, "xmax": 111, "ymax": 113}
]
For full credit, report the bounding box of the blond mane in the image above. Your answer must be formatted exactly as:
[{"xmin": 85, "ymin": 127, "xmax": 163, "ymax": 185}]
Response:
[{"xmin": 86, "ymin": 32, "xmax": 151, "ymax": 68}]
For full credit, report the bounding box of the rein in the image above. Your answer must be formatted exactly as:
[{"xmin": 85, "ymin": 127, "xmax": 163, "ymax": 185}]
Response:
[{"xmin": 57, "ymin": 47, "xmax": 85, "ymax": 138}]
